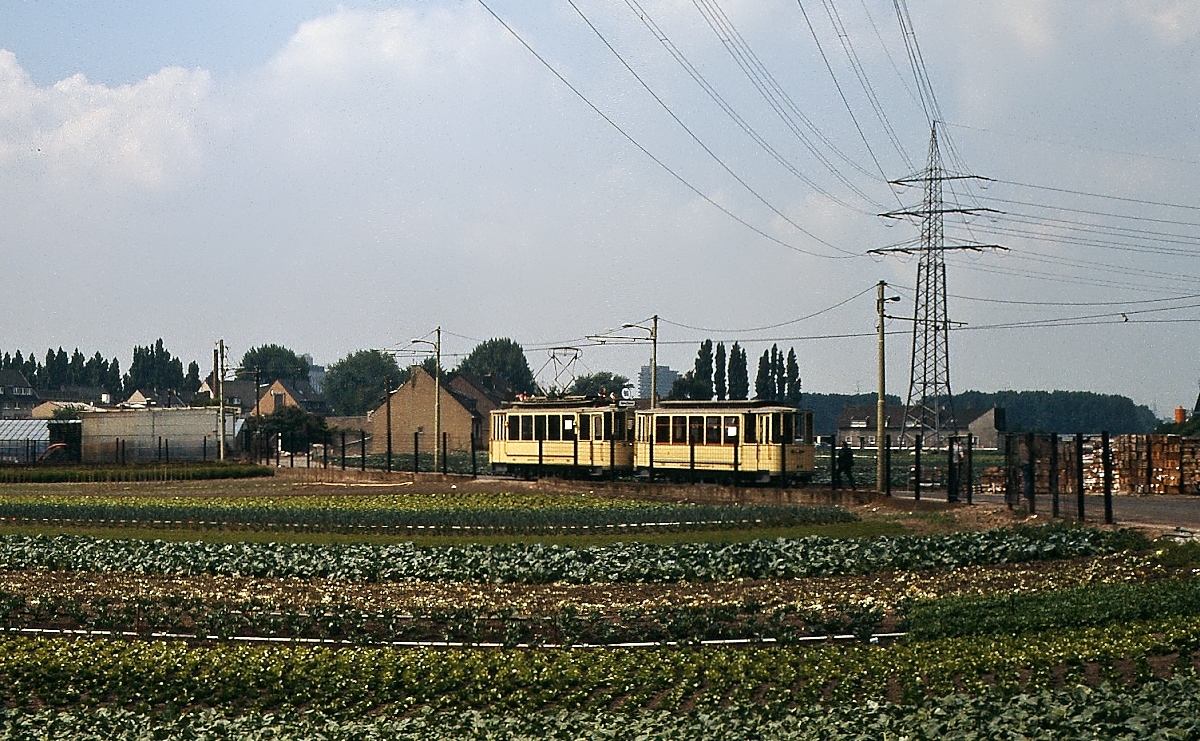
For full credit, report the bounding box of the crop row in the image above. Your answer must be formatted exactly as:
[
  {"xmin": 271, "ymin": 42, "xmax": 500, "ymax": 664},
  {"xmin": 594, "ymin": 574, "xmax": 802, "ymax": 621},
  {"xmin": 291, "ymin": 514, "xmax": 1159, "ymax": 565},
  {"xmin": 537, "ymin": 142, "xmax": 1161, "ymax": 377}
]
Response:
[
  {"xmin": 5, "ymin": 574, "xmax": 1198, "ymax": 647},
  {"xmin": 0, "ymin": 464, "xmax": 273, "ymax": 484},
  {"xmin": 0, "ymin": 616, "xmax": 1198, "ymax": 715},
  {"xmin": 0, "ymin": 491, "xmax": 667, "ymax": 512},
  {"xmin": 0, "ymin": 501, "xmax": 855, "ymax": 532},
  {"xmin": 0, "ymin": 551, "xmax": 1161, "ymax": 616},
  {"xmin": 905, "ymin": 577, "xmax": 1200, "ymax": 639},
  {"xmin": 0, "ymin": 592, "xmax": 885, "ymax": 645},
  {"xmin": 0, "ymin": 527, "xmax": 1145, "ymax": 583},
  {"xmin": 3, "ymin": 675, "xmax": 1198, "ymax": 741}
]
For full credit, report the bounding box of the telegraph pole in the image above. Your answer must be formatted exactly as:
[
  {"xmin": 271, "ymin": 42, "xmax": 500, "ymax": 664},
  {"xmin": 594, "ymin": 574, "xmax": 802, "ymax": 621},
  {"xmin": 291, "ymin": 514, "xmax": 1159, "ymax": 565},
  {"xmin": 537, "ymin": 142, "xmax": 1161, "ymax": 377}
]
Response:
[
  {"xmin": 650, "ymin": 315, "xmax": 658, "ymax": 408},
  {"xmin": 876, "ymin": 283, "xmax": 899, "ymax": 494},
  {"xmin": 434, "ymin": 327, "xmax": 441, "ymax": 471},
  {"xmin": 870, "ymin": 124, "xmax": 1005, "ymax": 448},
  {"xmin": 218, "ymin": 339, "xmax": 226, "ymax": 461}
]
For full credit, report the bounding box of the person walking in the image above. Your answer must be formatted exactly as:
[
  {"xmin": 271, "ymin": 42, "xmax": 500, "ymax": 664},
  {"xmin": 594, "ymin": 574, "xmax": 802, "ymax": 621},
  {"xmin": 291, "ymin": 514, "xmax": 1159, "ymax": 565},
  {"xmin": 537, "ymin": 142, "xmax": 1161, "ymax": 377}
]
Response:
[{"xmin": 837, "ymin": 441, "xmax": 858, "ymax": 490}]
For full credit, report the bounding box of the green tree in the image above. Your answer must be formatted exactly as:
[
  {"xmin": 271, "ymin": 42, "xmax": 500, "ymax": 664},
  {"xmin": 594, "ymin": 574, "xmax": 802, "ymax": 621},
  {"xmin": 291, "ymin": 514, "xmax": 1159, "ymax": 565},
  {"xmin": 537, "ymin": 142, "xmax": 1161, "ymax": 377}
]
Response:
[
  {"xmin": 667, "ymin": 370, "xmax": 706, "ymax": 400},
  {"xmin": 693, "ymin": 340, "xmax": 714, "ymax": 401},
  {"xmin": 568, "ymin": 372, "xmax": 630, "ymax": 397},
  {"xmin": 124, "ymin": 340, "xmax": 185, "ymax": 395},
  {"xmin": 727, "ymin": 343, "xmax": 749, "ymax": 400},
  {"xmin": 755, "ymin": 350, "xmax": 772, "ymax": 401},
  {"xmin": 237, "ymin": 344, "xmax": 309, "ymax": 383},
  {"xmin": 254, "ymin": 406, "xmax": 328, "ymax": 454},
  {"xmin": 714, "ymin": 342, "xmax": 727, "ymax": 401},
  {"xmin": 456, "ymin": 338, "xmax": 536, "ymax": 396},
  {"xmin": 324, "ymin": 350, "xmax": 404, "ymax": 416},
  {"xmin": 785, "ymin": 349, "xmax": 801, "ymax": 406},
  {"xmin": 184, "ymin": 361, "xmax": 201, "ymax": 398}
]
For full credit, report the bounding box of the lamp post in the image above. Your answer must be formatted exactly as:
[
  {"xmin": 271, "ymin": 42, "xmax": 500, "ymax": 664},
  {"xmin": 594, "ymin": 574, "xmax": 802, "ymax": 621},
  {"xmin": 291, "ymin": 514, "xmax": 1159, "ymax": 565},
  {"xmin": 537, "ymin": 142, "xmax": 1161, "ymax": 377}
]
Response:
[
  {"xmin": 411, "ymin": 327, "xmax": 442, "ymax": 471},
  {"xmin": 622, "ymin": 316, "xmax": 658, "ymax": 407},
  {"xmin": 877, "ymin": 283, "xmax": 901, "ymax": 495}
]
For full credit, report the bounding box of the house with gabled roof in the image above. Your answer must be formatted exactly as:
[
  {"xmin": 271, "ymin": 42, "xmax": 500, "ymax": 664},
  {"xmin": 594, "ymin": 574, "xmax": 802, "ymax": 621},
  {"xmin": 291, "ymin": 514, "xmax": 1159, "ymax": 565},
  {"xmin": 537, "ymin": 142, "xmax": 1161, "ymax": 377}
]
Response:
[
  {"xmin": 0, "ymin": 370, "xmax": 39, "ymax": 419},
  {"xmin": 252, "ymin": 378, "xmax": 329, "ymax": 417}
]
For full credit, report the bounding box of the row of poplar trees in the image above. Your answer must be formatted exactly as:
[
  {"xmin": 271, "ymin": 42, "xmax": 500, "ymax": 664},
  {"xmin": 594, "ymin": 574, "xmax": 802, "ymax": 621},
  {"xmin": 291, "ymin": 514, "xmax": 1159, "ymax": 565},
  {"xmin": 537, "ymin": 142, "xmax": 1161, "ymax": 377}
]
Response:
[{"xmin": 668, "ymin": 340, "xmax": 801, "ymax": 406}]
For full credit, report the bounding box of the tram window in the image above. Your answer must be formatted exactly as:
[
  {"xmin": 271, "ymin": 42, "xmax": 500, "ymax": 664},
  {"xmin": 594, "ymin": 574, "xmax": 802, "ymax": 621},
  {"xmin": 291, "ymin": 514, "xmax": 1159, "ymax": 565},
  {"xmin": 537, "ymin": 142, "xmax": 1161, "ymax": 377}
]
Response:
[
  {"xmin": 614, "ymin": 412, "xmax": 626, "ymax": 441},
  {"xmin": 656, "ymin": 416, "xmax": 670, "ymax": 443},
  {"xmin": 782, "ymin": 413, "xmax": 795, "ymax": 444},
  {"xmin": 670, "ymin": 416, "xmax": 685, "ymax": 443},
  {"xmin": 705, "ymin": 416, "xmax": 721, "ymax": 445},
  {"xmin": 744, "ymin": 414, "xmax": 756, "ymax": 443},
  {"xmin": 689, "ymin": 416, "xmax": 704, "ymax": 445},
  {"xmin": 507, "ymin": 416, "xmax": 518, "ymax": 440},
  {"xmin": 534, "ymin": 415, "xmax": 546, "ymax": 441},
  {"xmin": 724, "ymin": 416, "xmax": 739, "ymax": 444},
  {"xmin": 563, "ymin": 416, "xmax": 575, "ymax": 440},
  {"xmin": 548, "ymin": 415, "xmax": 561, "ymax": 441},
  {"xmin": 593, "ymin": 415, "xmax": 603, "ymax": 440},
  {"xmin": 603, "ymin": 413, "xmax": 613, "ymax": 441},
  {"xmin": 579, "ymin": 415, "xmax": 591, "ymax": 440},
  {"xmin": 520, "ymin": 415, "xmax": 533, "ymax": 441}
]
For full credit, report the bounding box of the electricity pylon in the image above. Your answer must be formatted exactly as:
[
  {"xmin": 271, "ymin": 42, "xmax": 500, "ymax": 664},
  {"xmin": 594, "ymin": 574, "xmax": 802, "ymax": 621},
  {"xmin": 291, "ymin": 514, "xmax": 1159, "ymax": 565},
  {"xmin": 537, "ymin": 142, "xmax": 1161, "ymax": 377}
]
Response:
[{"xmin": 870, "ymin": 124, "xmax": 1006, "ymax": 448}]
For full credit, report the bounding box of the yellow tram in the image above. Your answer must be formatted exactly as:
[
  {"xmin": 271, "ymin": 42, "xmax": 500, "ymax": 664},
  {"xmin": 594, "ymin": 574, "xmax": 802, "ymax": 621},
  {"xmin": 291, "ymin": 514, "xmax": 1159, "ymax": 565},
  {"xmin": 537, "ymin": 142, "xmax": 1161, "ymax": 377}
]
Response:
[
  {"xmin": 633, "ymin": 401, "xmax": 815, "ymax": 483},
  {"xmin": 488, "ymin": 399, "xmax": 635, "ymax": 477}
]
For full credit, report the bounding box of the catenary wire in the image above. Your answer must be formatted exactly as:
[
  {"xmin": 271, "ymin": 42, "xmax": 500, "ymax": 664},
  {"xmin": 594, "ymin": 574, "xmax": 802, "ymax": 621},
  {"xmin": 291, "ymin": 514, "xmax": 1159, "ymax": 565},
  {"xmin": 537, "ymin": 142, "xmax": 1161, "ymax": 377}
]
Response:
[{"xmin": 475, "ymin": 0, "xmax": 856, "ymax": 260}]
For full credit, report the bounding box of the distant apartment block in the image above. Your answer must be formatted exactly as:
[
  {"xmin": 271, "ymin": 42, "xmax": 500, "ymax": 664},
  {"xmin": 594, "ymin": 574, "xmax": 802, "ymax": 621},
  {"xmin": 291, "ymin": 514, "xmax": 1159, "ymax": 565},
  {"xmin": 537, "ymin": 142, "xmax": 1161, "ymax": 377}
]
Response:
[{"xmin": 638, "ymin": 365, "xmax": 680, "ymax": 400}]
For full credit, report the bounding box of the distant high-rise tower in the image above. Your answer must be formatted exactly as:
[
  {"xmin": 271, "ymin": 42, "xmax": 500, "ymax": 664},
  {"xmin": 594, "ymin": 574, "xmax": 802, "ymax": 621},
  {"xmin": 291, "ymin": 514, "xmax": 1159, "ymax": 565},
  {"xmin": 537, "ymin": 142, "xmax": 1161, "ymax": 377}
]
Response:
[{"xmin": 639, "ymin": 365, "xmax": 679, "ymax": 400}]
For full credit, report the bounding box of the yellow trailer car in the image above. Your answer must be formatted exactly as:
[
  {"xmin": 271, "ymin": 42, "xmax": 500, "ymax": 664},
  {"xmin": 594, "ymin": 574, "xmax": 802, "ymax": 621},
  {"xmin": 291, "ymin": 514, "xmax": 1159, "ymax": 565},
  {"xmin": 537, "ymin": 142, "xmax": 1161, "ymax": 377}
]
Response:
[
  {"xmin": 489, "ymin": 399, "xmax": 635, "ymax": 477},
  {"xmin": 633, "ymin": 401, "xmax": 815, "ymax": 484}
]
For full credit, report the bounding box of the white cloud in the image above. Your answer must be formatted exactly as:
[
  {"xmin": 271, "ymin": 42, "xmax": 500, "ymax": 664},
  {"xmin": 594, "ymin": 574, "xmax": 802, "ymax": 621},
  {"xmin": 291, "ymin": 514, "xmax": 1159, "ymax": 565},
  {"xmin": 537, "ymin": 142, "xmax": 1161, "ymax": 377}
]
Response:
[{"xmin": 0, "ymin": 49, "xmax": 211, "ymax": 188}]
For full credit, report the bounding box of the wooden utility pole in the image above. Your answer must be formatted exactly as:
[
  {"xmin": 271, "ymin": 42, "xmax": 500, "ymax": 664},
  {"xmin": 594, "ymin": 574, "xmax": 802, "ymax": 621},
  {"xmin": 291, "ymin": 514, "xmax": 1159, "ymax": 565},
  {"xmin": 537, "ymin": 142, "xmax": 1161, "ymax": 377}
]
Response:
[{"xmin": 218, "ymin": 340, "xmax": 226, "ymax": 461}]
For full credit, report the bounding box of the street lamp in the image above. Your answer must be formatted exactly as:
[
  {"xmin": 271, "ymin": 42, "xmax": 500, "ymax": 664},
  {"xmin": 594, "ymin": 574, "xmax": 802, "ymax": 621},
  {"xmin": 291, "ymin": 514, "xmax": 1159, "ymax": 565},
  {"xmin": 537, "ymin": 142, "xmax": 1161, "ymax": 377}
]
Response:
[
  {"xmin": 622, "ymin": 316, "xmax": 658, "ymax": 408},
  {"xmin": 411, "ymin": 327, "xmax": 442, "ymax": 472}
]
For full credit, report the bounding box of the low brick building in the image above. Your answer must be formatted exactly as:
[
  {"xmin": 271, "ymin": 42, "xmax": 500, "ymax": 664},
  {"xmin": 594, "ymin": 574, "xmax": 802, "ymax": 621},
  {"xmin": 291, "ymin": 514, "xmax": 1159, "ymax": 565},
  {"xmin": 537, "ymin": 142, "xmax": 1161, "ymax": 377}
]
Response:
[{"xmin": 368, "ymin": 368, "xmax": 503, "ymax": 455}]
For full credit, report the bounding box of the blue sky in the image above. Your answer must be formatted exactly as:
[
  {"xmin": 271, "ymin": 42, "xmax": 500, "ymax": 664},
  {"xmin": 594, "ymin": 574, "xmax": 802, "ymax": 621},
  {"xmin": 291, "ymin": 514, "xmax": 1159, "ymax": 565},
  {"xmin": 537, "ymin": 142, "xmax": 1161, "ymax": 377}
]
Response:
[{"xmin": 2, "ymin": 0, "xmax": 1199, "ymax": 412}]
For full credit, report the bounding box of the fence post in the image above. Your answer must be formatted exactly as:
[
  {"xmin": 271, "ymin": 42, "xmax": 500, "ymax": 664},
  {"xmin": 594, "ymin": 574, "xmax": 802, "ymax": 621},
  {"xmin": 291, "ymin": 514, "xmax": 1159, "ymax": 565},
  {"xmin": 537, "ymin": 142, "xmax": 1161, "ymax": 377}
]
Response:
[
  {"xmin": 115, "ymin": 438, "xmax": 120, "ymax": 464},
  {"xmin": 157, "ymin": 436, "xmax": 162, "ymax": 463},
  {"xmin": 609, "ymin": 436, "xmax": 615, "ymax": 480},
  {"xmin": 885, "ymin": 435, "xmax": 892, "ymax": 497},
  {"xmin": 1050, "ymin": 433, "xmax": 1059, "ymax": 518},
  {"xmin": 946, "ymin": 437, "xmax": 957, "ymax": 503},
  {"xmin": 1024, "ymin": 432, "xmax": 1035, "ymax": 515},
  {"xmin": 359, "ymin": 430, "xmax": 366, "ymax": 472},
  {"xmin": 203, "ymin": 436, "xmax": 207, "ymax": 463},
  {"xmin": 689, "ymin": 439, "xmax": 696, "ymax": 484},
  {"xmin": 323, "ymin": 436, "xmax": 328, "ymax": 469},
  {"xmin": 470, "ymin": 431, "xmax": 477, "ymax": 478},
  {"xmin": 965, "ymin": 434, "xmax": 973, "ymax": 505},
  {"xmin": 1179, "ymin": 436, "xmax": 1187, "ymax": 496},
  {"xmin": 538, "ymin": 438, "xmax": 544, "ymax": 479},
  {"xmin": 779, "ymin": 442, "xmax": 787, "ymax": 489},
  {"xmin": 413, "ymin": 432, "xmax": 419, "ymax": 475},
  {"xmin": 341, "ymin": 431, "xmax": 346, "ymax": 471},
  {"xmin": 914, "ymin": 435, "xmax": 922, "ymax": 501},
  {"xmin": 290, "ymin": 451, "xmax": 294, "ymax": 468},
  {"xmin": 1145, "ymin": 435, "xmax": 1153, "ymax": 494},
  {"xmin": 1102, "ymin": 431, "xmax": 1114, "ymax": 525},
  {"xmin": 442, "ymin": 432, "xmax": 448, "ymax": 475},
  {"xmin": 831, "ymin": 439, "xmax": 840, "ymax": 489},
  {"xmin": 1076, "ymin": 433, "xmax": 1085, "ymax": 521},
  {"xmin": 165, "ymin": 439, "xmax": 170, "ymax": 465}
]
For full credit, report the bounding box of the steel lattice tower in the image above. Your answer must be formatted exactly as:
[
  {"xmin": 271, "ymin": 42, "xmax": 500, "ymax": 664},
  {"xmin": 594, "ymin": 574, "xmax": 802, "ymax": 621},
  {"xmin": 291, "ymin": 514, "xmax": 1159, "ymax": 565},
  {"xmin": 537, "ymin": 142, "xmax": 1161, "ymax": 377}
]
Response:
[{"xmin": 871, "ymin": 124, "xmax": 1004, "ymax": 448}]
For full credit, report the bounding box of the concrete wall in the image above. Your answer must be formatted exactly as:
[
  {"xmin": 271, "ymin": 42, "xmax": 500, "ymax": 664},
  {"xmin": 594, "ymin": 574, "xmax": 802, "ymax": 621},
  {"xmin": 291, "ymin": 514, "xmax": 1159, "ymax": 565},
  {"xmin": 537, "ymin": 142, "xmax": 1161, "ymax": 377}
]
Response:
[{"xmin": 81, "ymin": 408, "xmax": 236, "ymax": 463}]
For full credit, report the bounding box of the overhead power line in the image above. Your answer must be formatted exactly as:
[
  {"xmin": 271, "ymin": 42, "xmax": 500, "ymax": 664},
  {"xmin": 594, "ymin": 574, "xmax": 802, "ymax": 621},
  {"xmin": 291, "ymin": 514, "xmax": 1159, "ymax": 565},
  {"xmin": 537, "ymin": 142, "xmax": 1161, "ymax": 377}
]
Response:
[
  {"xmin": 475, "ymin": 0, "xmax": 856, "ymax": 260},
  {"xmin": 564, "ymin": 0, "xmax": 860, "ymax": 257}
]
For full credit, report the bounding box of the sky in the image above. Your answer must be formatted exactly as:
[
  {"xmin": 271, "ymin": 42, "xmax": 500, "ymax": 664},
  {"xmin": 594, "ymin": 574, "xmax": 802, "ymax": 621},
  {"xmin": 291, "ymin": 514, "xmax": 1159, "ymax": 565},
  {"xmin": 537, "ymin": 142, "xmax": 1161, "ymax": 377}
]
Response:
[{"xmin": 1, "ymin": 0, "xmax": 1199, "ymax": 414}]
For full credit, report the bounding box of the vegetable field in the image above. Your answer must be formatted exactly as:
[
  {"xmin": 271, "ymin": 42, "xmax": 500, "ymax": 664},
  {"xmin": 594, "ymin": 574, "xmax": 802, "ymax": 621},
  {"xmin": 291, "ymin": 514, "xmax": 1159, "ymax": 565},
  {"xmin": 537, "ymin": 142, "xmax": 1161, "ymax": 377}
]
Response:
[{"xmin": 0, "ymin": 477, "xmax": 1195, "ymax": 739}]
